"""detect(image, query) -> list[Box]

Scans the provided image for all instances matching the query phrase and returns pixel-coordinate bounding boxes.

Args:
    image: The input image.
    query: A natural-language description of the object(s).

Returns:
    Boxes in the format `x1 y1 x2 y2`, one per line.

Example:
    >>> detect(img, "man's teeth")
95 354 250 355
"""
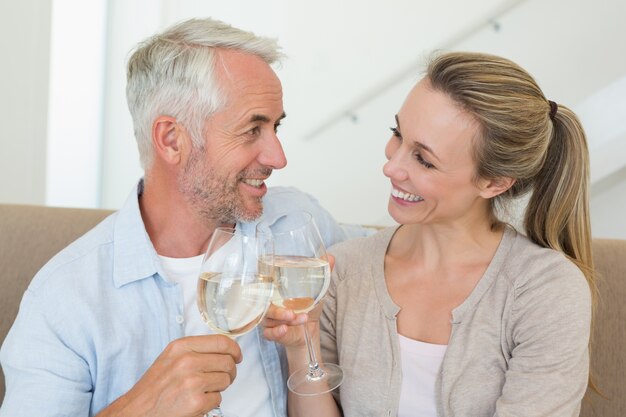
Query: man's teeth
391 188 423 202
243 179 263 188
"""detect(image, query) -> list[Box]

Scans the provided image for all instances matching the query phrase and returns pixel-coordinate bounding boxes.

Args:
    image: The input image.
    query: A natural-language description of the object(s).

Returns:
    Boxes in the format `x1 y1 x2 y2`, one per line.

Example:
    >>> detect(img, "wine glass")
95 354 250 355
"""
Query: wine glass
257 211 344 396
197 227 274 417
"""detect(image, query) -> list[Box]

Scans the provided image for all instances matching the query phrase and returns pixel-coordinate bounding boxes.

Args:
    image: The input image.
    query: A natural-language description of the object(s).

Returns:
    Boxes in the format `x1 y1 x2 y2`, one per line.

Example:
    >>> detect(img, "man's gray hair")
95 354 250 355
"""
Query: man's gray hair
126 17 283 169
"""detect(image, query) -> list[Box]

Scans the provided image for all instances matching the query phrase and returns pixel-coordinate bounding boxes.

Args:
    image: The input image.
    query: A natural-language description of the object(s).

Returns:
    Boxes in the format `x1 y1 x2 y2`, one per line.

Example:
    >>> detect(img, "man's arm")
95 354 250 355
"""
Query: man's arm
1 287 241 417
96 335 241 417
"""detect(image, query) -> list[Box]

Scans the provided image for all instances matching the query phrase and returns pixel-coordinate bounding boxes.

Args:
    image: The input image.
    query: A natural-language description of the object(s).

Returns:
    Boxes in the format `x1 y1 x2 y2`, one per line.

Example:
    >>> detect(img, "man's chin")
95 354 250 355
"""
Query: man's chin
236 200 264 223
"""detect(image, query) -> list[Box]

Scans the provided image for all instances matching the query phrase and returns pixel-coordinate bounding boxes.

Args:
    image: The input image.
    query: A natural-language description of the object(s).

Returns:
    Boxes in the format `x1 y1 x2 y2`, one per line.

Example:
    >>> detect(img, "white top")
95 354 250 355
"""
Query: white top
397 334 447 417
159 254 273 417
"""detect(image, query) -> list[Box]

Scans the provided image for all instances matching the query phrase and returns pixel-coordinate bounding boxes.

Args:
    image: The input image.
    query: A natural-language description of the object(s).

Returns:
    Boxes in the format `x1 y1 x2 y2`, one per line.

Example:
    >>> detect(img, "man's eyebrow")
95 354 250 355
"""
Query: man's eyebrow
250 114 270 123
395 114 440 162
250 112 287 123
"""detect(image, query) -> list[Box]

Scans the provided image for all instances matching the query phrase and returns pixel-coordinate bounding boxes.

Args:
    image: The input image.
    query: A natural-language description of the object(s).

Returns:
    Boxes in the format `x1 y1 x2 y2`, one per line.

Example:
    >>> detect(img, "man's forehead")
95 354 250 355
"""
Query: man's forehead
214 48 278 84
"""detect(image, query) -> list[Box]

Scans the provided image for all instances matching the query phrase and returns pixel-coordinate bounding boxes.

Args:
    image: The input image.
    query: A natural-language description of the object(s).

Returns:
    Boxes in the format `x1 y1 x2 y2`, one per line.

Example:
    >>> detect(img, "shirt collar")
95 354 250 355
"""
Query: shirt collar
112 179 164 288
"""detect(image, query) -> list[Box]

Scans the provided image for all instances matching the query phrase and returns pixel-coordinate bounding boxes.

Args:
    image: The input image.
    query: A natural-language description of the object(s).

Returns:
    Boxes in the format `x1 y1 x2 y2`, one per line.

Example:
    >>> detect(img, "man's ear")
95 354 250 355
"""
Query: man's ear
152 116 186 165
479 176 515 199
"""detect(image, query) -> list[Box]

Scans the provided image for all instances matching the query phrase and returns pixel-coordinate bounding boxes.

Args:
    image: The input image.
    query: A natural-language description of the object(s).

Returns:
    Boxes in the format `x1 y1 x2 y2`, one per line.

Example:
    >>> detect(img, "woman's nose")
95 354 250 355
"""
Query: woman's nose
383 140 407 181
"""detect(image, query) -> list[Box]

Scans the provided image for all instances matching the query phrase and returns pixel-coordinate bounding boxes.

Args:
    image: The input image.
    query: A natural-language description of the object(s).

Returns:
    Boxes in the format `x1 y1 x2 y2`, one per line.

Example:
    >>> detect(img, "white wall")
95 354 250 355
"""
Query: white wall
590 167 626 239
0 0 52 205
1 0 625 238
46 0 107 207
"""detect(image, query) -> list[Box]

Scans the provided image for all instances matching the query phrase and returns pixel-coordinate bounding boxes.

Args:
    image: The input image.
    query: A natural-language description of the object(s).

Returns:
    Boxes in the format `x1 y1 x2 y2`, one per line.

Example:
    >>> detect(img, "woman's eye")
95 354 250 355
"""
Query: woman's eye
415 153 435 169
389 126 401 139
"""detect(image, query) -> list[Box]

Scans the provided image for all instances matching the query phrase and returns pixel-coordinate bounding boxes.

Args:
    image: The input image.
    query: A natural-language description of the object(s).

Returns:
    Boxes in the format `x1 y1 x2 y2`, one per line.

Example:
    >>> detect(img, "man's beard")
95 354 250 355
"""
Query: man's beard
177 146 269 224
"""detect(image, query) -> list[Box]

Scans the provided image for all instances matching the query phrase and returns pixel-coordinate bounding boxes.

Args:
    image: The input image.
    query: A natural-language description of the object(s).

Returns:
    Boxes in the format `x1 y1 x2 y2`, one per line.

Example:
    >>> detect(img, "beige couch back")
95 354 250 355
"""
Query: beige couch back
581 239 626 417
0 204 624 415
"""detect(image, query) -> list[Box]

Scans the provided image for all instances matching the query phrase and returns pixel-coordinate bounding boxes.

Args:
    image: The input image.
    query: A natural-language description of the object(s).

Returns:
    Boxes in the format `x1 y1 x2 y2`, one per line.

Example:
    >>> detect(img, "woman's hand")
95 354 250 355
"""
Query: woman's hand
262 304 310 348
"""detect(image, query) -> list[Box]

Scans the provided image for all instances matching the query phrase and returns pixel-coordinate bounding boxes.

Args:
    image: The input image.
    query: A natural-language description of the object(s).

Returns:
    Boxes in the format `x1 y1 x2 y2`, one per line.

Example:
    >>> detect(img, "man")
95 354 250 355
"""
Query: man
0 18 345 416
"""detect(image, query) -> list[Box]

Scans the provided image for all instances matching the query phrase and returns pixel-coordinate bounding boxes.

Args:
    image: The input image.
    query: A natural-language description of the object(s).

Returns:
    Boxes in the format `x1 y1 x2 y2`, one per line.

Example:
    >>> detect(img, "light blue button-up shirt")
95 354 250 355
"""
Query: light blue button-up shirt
0 182 346 417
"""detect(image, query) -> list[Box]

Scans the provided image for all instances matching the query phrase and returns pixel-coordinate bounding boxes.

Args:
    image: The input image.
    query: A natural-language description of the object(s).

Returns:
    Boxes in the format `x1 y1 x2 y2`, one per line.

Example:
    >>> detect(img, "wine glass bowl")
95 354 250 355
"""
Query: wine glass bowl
271 255 330 313
197 270 274 337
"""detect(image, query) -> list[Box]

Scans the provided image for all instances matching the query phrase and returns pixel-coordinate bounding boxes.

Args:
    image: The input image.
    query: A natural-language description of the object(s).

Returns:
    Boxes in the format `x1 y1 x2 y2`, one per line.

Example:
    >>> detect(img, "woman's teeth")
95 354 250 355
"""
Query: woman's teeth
391 188 423 202
243 179 263 188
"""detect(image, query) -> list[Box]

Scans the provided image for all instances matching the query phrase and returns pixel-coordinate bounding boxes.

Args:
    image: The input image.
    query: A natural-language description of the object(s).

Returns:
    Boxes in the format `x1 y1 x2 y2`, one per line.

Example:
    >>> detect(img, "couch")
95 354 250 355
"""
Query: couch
1 204 624 415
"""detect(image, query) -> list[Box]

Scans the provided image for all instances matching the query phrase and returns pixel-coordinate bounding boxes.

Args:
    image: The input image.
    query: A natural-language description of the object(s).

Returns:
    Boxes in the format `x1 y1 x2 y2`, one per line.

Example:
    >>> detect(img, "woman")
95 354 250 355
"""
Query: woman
265 51 594 417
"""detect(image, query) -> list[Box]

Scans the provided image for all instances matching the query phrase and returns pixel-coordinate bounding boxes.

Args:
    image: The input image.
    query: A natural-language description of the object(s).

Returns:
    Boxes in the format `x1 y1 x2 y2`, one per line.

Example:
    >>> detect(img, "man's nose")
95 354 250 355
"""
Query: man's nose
260 133 287 169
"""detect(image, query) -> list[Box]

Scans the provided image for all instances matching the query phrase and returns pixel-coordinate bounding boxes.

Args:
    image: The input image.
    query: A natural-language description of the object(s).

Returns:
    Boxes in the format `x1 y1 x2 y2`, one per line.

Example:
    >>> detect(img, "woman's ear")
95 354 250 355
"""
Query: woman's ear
479 176 515 199
152 116 186 165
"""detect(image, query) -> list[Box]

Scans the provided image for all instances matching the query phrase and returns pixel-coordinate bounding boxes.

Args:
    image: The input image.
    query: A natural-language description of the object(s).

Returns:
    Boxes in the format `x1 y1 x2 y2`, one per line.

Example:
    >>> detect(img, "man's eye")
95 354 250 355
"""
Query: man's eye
390 126 401 139
248 126 261 136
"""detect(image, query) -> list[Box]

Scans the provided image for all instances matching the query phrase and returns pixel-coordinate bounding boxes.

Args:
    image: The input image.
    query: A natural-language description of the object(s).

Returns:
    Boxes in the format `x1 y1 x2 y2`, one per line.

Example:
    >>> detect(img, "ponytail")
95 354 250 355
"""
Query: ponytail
524 104 595 294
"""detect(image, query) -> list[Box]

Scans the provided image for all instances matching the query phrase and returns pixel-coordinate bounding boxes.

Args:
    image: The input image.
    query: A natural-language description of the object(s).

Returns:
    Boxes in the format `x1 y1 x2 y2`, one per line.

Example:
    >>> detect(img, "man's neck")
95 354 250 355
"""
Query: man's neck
139 176 225 258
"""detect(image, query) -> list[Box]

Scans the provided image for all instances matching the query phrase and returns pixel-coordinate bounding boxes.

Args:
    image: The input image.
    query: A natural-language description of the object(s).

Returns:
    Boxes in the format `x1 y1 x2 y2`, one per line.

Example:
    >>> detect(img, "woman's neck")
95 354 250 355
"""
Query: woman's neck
389 220 505 270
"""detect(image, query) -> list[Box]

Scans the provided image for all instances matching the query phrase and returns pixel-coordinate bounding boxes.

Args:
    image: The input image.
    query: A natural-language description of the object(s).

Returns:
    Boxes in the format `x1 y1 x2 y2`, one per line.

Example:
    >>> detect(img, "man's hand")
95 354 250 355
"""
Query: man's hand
97 335 242 417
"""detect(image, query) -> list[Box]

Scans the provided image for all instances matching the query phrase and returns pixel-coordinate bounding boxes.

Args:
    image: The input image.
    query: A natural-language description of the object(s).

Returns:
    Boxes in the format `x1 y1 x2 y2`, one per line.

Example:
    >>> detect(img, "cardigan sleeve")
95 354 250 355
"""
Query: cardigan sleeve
495 256 592 417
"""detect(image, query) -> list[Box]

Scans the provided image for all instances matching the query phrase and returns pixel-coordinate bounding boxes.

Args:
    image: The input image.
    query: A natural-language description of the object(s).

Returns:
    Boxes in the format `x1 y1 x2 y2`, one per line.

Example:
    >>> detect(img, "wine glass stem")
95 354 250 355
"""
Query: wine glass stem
303 321 325 380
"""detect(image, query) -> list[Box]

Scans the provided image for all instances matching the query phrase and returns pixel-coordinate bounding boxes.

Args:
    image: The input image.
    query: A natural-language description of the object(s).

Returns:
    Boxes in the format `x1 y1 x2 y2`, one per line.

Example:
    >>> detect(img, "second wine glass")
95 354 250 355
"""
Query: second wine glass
197 227 275 416
258 211 343 396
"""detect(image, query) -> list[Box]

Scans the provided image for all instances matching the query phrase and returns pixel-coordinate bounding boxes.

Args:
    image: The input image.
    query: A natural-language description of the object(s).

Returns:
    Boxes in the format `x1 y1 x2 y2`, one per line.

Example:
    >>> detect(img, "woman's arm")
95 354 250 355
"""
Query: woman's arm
496 263 592 416
263 306 342 417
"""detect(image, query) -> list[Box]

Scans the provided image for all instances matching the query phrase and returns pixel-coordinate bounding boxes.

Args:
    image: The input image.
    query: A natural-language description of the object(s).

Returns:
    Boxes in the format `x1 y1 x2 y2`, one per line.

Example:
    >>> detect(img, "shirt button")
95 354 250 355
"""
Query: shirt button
175 315 184 324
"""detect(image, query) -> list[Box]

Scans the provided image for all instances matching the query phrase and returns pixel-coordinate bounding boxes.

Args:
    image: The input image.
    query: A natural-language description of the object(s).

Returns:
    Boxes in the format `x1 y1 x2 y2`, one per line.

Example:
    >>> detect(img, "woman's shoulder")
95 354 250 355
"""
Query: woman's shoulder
496 228 592 343
503 227 589 299
506 227 580 271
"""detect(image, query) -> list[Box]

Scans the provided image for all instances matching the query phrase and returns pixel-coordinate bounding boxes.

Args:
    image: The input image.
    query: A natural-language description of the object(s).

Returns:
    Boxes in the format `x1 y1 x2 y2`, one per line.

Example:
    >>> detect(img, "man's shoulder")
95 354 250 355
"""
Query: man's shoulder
264 186 318 206
261 186 347 247
30 214 117 292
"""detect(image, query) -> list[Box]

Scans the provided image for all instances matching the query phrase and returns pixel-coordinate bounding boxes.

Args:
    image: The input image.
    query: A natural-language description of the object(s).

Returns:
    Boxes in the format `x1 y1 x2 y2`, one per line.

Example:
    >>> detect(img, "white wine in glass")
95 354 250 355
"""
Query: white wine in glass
197 271 274 337
196 227 274 417
257 211 343 396
269 255 330 313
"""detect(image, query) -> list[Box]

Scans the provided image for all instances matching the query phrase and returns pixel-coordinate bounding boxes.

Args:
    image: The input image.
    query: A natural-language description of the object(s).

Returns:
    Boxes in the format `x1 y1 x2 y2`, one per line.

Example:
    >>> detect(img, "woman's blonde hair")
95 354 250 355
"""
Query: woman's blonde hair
426 51 594 292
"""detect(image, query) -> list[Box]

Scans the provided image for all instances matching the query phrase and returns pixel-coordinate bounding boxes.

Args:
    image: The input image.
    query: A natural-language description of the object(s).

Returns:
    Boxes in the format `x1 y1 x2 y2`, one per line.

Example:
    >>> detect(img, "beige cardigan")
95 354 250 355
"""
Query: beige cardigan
321 226 591 417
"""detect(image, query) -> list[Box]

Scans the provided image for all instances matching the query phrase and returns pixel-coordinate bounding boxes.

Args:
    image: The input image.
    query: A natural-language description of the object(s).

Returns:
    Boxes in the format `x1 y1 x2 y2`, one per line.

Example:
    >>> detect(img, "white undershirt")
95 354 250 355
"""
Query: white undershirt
159 254 273 417
397 334 447 417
